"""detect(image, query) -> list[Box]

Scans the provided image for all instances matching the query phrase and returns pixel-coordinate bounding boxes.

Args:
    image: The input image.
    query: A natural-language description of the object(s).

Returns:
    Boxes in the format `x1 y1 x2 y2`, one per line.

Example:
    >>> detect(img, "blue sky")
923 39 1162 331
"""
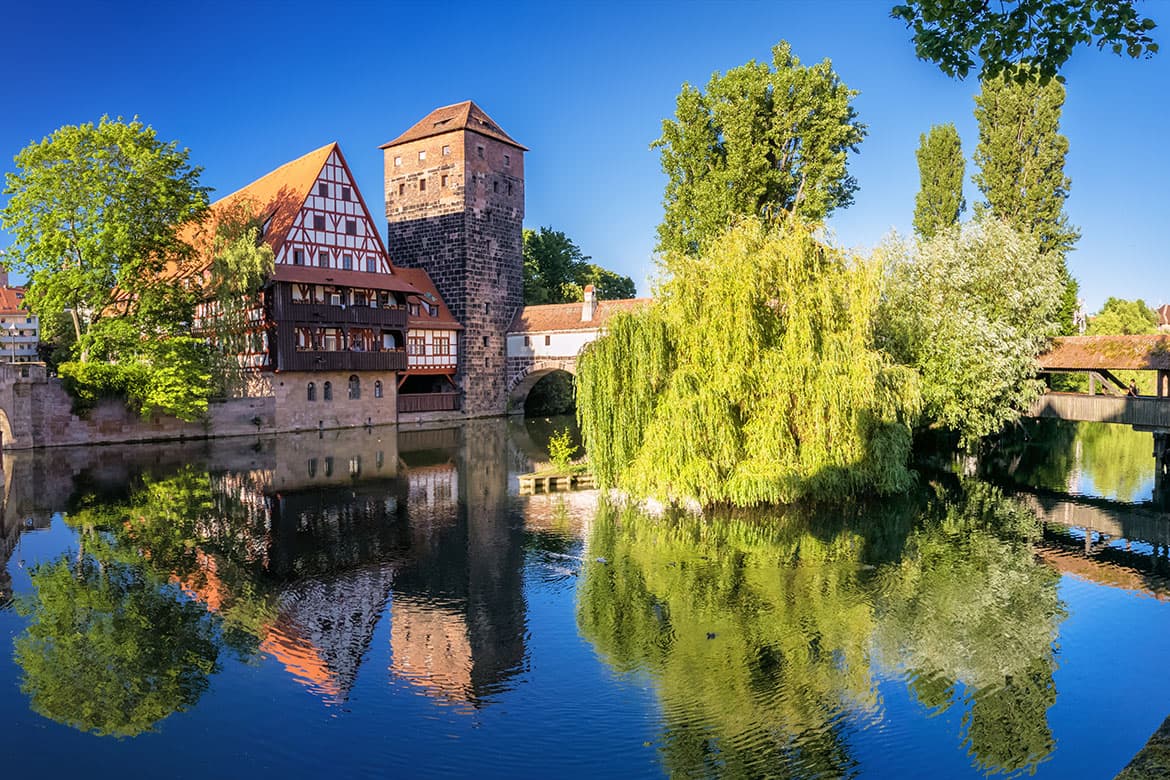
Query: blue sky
1 0 1166 311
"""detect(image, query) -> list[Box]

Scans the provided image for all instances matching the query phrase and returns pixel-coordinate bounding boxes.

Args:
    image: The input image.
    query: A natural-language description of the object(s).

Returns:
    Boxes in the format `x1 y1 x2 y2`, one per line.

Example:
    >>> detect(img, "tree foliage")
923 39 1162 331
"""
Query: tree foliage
523 227 636 305
578 219 920 506
913 123 966 239
891 0 1158 82
1086 296 1157 335
974 67 1080 333
653 41 865 256
880 213 1062 448
0 116 208 353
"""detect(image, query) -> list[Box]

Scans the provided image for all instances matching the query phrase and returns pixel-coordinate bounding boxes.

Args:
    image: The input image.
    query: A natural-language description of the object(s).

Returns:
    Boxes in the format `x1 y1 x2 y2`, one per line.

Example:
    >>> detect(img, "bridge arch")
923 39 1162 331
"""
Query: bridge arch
507 361 576 415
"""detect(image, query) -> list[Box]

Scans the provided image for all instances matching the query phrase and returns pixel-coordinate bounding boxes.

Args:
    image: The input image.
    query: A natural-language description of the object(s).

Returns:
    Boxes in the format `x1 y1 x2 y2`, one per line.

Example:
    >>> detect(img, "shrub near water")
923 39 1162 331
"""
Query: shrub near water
577 219 921 507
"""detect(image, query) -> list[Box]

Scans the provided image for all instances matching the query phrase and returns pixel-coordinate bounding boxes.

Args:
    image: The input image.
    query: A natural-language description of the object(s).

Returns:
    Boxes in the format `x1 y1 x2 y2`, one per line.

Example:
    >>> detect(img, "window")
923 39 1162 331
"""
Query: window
349 457 361 476
477 145 484 159
366 257 377 273
353 291 368 307
293 249 304 266
348 375 361 400
545 335 551 346
394 156 402 167
407 335 425 355
324 456 334 476
409 303 420 316
323 328 341 350
313 215 325 231
434 335 451 355
318 251 329 267
317 183 328 197
507 182 513 195
442 145 450 156
419 178 427 192
296 327 313 351
307 458 317 477
345 220 357 235
329 291 342 306
441 174 448 188
342 186 351 201
484 302 490 314
398 183 405 196
323 381 333 401
417 150 426 161
307 382 316 401
493 181 499 193
524 335 530 347
343 254 353 270
482 335 489 347
374 380 383 398
504 154 511 167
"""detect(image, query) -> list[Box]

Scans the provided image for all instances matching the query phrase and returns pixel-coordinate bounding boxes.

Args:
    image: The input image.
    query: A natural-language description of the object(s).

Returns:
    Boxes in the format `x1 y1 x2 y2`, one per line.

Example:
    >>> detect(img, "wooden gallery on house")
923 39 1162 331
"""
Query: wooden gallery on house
184 100 527 431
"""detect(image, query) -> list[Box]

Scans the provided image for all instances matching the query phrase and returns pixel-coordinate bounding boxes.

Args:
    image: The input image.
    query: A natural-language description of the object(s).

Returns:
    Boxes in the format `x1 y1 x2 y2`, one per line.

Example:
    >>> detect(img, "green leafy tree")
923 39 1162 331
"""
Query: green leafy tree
880 213 1062 448
522 226 635 305
0 116 209 360
1086 297 1157 335
891 0 1158 82
578 218 920 506
653 41 865 256
974 68 1080 333
913 123 966 239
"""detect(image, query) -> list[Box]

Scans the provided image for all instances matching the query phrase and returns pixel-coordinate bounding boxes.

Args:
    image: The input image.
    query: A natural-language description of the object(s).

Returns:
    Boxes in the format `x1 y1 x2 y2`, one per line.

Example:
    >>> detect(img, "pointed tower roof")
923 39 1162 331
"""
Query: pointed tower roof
379 101 527 151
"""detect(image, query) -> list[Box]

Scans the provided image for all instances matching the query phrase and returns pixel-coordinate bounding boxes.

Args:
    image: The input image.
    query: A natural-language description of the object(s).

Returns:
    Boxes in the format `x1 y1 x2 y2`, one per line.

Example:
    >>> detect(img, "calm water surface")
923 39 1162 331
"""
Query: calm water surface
1 416 1169 778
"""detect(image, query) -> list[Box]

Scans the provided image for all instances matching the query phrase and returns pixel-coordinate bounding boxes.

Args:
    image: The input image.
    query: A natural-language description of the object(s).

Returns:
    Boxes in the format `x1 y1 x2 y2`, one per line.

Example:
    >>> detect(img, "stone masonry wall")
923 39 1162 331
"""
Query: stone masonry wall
385 125 524 418
271 370 399 433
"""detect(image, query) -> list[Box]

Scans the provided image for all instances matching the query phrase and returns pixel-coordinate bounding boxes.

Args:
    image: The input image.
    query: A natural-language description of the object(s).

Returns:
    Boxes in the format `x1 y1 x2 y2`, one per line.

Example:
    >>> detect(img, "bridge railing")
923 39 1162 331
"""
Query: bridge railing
1029 392 1170 429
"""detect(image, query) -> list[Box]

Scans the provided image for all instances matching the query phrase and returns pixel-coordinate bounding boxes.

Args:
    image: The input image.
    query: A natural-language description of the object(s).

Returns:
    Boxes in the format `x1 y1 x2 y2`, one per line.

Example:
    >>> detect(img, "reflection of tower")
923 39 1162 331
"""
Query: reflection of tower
389 419 527 704
383 102 526 416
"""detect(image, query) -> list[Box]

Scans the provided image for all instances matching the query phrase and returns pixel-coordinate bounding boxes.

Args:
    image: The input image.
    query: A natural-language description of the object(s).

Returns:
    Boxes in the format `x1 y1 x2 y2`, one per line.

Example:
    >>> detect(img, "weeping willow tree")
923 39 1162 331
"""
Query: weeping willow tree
577 218 921 506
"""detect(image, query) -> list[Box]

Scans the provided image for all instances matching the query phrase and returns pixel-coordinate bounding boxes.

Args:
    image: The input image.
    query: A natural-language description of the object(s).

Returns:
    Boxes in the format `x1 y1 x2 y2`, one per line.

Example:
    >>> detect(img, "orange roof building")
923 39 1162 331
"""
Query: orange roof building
0 284 38 364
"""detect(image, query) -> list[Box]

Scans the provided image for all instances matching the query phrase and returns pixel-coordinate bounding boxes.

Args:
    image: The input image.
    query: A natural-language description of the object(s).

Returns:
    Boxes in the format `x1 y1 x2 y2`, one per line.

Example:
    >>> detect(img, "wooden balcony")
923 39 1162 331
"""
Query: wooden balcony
277 349 408 372
397 392 461 413
279 301 408 329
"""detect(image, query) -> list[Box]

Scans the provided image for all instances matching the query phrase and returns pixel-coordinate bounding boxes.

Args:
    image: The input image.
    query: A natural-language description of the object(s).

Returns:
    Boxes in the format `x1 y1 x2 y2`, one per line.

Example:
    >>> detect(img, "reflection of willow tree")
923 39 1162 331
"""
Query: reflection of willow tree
14 540 220 737
14 466 274 736
577 502 901 778
873 481 1065 775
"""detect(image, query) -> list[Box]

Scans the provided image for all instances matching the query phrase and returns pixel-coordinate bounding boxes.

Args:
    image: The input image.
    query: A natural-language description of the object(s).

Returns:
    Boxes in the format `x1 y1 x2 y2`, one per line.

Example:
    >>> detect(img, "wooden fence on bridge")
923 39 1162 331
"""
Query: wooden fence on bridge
1028 393 1170 430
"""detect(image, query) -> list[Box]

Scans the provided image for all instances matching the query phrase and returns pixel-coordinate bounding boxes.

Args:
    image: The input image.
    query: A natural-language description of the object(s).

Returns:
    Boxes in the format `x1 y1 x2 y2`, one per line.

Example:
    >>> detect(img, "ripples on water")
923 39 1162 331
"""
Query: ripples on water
2 418 1170 777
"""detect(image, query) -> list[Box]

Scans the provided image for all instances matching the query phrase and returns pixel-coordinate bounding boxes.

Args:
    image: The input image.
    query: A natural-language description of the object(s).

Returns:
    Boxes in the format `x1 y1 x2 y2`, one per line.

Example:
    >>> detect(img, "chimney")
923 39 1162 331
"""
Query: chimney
581 284 597 322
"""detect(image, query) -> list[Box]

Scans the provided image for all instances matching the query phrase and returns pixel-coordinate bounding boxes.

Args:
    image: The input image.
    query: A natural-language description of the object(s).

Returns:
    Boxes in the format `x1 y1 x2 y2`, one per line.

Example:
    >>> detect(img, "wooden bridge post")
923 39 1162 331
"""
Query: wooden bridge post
1155 432 1170 501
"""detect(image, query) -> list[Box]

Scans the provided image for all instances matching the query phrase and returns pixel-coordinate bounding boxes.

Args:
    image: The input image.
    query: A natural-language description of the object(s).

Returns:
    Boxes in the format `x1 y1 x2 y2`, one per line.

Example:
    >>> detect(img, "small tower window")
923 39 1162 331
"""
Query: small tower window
307 382 316 402
342 186 351 201
317 183 328 197
442 145 450 156
419 178 427 192
418 150 426 161
484 302 490 314
441 174 448 188
545 335 551 346
477 145 484 159
493 181 499 193
508 182 513 195
313 215 325 231
345 220 357 235
394 156 402 167
323 381 333 401
399 183 405 196
482 336 489 347
504 154 510 167
374 380 384 399
348 374 361 400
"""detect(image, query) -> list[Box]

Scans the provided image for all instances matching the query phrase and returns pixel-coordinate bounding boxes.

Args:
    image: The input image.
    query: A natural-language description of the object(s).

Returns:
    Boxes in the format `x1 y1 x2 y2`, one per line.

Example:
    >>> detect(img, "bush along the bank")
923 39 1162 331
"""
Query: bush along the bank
577 218 921 507
58 337 213 422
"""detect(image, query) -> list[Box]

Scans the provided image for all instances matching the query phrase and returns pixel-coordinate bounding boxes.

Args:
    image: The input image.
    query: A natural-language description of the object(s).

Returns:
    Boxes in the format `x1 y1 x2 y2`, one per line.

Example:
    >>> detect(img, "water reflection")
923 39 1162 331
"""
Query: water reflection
577 480 1065 777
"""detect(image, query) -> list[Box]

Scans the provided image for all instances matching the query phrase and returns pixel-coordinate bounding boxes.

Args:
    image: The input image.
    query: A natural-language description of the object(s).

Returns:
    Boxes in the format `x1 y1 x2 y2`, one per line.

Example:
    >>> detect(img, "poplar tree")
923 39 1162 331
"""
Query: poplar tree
973 69 1080 333
653 42 865 256
913 123 966 239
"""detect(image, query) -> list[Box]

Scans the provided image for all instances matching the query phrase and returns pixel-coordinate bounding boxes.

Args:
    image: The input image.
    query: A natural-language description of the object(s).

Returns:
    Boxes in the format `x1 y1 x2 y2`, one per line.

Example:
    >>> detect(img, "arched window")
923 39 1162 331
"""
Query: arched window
307 382 316 402
374 380 383 399
348 374 361 400
323 381 333 401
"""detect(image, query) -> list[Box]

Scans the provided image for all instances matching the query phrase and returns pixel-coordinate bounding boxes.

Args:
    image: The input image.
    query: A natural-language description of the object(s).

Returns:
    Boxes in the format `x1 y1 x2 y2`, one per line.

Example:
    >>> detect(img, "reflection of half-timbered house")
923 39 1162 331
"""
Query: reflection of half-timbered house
187 143 462 429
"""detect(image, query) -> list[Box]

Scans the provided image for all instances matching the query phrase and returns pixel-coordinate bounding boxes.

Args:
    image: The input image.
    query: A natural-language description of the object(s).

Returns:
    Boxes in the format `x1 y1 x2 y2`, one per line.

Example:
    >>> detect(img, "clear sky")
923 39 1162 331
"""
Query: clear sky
1 0 1165 312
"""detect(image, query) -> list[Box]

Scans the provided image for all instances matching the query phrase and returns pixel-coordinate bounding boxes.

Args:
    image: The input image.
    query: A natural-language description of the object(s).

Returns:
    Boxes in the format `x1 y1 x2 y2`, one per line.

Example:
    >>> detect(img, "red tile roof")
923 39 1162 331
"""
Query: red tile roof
1039 335 1170 370
379 101 527 151
508 298 652 334
391 267 463 330
0 287 29 315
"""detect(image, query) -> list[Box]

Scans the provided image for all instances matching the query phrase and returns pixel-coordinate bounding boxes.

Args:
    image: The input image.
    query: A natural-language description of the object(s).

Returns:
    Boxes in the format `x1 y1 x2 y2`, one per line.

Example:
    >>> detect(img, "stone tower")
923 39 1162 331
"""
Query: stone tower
382 101 526 416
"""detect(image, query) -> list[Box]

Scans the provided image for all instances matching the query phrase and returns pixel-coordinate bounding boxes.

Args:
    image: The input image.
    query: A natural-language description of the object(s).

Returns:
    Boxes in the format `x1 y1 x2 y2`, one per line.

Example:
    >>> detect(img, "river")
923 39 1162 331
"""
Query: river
0 416 1167 778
